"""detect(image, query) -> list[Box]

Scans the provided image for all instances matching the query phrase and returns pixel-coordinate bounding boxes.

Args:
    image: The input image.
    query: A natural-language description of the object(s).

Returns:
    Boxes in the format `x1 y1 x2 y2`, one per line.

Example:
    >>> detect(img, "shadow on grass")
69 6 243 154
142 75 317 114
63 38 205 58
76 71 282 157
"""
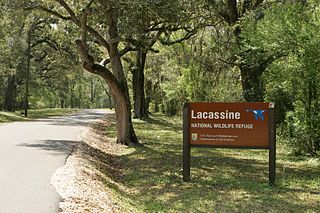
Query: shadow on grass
79 141 123 181
87 114 320 212
143 115 182 132
81 140 320 212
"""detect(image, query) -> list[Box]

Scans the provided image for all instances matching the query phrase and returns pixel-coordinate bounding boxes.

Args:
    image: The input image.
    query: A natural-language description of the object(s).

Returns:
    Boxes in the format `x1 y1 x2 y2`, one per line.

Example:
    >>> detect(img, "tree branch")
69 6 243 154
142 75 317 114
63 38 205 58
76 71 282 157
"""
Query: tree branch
30 5 71 20
75 39 93 69
159 29 198 45
86 0 95 9
55 0 76 19
55 0 110 51
100 45 137 66
31 37 59 50
217 58 238 66
80 9 89 58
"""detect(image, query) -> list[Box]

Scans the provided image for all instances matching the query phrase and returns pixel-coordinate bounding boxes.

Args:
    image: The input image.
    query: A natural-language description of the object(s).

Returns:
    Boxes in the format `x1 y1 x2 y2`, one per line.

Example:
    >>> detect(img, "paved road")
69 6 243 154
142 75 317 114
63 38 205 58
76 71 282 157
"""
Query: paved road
0 109 110 213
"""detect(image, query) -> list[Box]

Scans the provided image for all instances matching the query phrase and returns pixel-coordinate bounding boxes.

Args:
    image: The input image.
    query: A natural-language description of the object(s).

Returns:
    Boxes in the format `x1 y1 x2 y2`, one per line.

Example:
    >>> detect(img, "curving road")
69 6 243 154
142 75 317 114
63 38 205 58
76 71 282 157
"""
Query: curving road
0 109 110 213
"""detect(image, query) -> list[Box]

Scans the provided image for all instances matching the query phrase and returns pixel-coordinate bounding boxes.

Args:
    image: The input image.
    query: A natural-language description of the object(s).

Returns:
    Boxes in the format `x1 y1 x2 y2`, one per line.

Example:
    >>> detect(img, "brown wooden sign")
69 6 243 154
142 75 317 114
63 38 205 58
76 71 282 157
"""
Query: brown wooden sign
188 102 271 148
183 102 276 185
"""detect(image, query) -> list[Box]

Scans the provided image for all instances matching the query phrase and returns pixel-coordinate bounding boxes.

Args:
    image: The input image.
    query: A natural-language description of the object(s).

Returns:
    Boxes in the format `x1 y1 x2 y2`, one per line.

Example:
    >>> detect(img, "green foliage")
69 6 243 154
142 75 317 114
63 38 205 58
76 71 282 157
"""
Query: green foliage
145 27 243 115
285 38 320 156
286 102 320 156
1 0 320 156
242 1 320 156
264 57 296 124
0 2 111 111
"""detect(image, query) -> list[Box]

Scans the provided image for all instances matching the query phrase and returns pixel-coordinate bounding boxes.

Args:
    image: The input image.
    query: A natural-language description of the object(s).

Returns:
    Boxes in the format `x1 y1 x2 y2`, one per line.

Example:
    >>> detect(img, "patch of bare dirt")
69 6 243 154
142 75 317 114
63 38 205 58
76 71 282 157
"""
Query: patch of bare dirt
52 118 125 213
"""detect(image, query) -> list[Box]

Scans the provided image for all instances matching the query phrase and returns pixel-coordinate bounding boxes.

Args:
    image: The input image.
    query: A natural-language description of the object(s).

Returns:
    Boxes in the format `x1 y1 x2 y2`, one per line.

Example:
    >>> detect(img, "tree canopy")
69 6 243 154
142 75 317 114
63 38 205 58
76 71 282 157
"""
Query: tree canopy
0 0 320 155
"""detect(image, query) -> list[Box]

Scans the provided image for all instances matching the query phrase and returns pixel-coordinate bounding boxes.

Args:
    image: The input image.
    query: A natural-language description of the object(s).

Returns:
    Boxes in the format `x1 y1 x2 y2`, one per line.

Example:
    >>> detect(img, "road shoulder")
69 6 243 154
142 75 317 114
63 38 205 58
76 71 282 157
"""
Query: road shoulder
51 118 124 212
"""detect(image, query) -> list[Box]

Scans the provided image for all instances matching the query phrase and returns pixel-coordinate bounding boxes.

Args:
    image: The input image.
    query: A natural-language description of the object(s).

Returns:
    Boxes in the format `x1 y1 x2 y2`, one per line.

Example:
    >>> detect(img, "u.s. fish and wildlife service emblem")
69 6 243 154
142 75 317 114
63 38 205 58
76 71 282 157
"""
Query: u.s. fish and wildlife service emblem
191 133 198 141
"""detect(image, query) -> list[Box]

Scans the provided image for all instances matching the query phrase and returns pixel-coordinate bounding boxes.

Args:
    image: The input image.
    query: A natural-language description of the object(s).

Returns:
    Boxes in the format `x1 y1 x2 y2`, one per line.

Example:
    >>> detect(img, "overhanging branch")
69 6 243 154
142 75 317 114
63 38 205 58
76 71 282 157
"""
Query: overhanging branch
101 45 137 67
54 0 110 51
29 5 71 20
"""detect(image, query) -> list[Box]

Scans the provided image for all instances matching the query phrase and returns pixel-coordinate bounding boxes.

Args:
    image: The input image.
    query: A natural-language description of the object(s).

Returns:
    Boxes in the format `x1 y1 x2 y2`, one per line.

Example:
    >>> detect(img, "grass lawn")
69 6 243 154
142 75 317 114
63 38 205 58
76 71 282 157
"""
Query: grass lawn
0 108 78 123
0 111 28 123
23 108 78 119
102 114 320 212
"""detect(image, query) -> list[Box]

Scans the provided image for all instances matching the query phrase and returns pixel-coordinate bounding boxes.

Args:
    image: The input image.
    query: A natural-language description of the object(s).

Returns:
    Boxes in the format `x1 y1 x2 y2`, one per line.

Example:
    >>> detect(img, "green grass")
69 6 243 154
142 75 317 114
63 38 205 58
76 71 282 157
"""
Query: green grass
0 111 28 123
23 108 78 119
0 108 78 123
103 114 320 212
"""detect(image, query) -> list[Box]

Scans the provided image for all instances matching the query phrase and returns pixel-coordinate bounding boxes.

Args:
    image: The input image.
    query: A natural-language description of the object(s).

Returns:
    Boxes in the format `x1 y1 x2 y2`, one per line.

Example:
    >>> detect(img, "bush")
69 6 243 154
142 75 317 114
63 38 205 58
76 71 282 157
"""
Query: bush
285 101 320 156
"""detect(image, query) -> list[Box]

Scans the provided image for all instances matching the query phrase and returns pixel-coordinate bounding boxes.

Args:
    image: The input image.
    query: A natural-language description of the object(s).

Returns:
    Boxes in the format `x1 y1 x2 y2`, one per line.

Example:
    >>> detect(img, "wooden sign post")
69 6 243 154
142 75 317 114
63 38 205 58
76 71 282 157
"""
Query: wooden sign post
183 102 276 185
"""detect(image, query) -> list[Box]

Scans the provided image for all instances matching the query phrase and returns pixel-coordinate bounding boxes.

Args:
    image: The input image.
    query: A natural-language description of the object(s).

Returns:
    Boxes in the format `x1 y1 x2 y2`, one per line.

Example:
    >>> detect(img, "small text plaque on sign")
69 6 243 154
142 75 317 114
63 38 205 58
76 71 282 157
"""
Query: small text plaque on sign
183 102 276 185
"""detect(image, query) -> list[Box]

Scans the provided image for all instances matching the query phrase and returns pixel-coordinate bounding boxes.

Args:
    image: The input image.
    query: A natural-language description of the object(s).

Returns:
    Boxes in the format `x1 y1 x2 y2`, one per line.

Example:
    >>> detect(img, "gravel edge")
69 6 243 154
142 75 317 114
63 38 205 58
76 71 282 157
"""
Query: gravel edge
51 119 124 213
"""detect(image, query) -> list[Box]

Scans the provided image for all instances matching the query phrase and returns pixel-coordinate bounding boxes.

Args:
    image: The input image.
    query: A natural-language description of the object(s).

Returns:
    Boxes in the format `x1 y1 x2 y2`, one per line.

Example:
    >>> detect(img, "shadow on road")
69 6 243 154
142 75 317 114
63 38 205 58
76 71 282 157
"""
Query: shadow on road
18 140 75 154
35 110 109 127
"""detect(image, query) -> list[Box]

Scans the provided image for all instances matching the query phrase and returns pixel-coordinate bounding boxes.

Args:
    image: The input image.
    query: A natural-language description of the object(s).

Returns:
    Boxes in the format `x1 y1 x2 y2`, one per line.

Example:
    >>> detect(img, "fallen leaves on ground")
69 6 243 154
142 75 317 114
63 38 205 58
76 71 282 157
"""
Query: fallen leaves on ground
52 117 125 213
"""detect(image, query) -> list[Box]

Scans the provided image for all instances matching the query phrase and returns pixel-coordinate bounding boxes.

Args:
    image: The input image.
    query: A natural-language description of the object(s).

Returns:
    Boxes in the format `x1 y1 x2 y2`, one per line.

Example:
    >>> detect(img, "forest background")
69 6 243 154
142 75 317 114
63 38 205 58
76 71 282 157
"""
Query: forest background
1 0 320 156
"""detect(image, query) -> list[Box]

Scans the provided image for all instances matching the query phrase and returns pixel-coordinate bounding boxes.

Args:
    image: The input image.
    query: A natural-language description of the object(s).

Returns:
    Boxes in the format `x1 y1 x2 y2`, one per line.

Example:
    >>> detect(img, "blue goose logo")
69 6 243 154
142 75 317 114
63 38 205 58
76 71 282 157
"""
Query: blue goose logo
246 110 266 121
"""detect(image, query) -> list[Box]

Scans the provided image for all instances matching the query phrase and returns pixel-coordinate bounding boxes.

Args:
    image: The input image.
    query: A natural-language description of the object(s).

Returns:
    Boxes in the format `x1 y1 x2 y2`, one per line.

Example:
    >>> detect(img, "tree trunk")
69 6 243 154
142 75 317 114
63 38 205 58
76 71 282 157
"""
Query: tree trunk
60 99 65 108
108 89 113 110
4 75 16 112
240 65 264 102
153 81 161 113
78 79 82 108
75 8 138 145
78 51 139 146
105 88 113 110
24 29 32 117
133 49 148 119
107 10 138 145
100 80 114 109
90 79 96 106
145 79 152 114
219 0 266 102
112 85 138 145
70 82 75 108
89 64 138 145
109 53 138 145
